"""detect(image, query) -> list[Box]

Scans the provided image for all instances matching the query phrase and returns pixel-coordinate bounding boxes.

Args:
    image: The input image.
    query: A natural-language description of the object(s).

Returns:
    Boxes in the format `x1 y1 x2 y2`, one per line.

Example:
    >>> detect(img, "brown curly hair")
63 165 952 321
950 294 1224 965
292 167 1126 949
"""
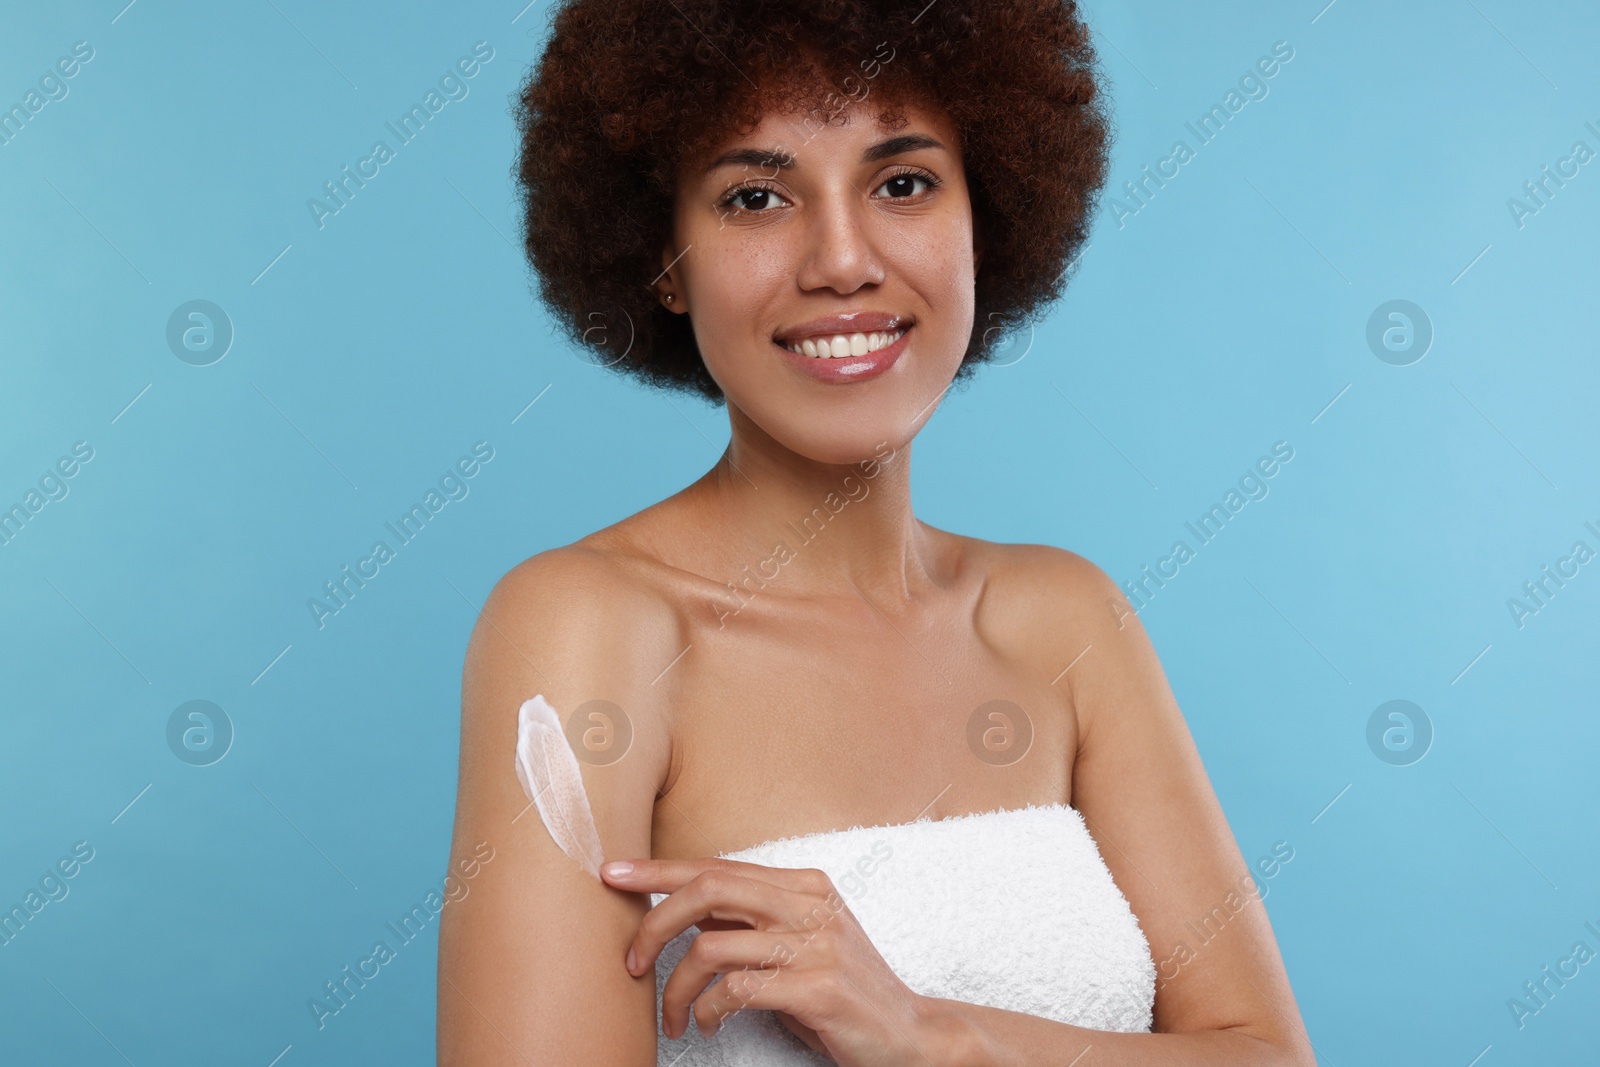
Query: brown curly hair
513 0 1114 404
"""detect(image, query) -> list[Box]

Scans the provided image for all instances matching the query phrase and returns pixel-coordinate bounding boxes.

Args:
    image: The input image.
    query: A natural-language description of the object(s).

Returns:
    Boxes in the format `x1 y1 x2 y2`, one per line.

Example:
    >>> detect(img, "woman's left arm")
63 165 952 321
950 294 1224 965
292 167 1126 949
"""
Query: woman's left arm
924 551 1316 1067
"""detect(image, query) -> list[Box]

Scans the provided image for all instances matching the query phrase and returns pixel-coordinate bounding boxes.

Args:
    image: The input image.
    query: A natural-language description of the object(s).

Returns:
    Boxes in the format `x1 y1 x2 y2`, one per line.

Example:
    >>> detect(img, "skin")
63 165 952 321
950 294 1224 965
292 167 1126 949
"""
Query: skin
437 79 1317 1067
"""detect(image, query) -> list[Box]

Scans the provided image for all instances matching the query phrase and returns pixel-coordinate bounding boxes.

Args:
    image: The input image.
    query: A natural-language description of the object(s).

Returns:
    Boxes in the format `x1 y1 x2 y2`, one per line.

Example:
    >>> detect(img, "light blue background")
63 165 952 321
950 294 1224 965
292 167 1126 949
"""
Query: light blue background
2 0 1596 1063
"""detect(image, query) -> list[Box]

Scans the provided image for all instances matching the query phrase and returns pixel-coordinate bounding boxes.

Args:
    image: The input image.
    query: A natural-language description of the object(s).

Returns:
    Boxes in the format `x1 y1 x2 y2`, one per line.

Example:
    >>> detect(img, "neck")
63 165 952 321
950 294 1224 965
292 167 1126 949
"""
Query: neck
685 404 933 607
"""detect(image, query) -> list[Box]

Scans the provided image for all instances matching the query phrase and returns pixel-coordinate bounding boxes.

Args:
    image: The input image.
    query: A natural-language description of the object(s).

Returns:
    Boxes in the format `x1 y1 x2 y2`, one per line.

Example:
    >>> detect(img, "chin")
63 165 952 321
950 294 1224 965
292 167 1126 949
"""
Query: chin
749 402 918 467
788 431 901 467
715 340 961 464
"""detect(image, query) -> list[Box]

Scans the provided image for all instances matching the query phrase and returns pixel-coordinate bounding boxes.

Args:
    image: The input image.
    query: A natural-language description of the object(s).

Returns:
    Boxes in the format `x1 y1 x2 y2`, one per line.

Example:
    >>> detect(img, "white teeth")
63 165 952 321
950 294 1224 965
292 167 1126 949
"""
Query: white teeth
784 328 906 358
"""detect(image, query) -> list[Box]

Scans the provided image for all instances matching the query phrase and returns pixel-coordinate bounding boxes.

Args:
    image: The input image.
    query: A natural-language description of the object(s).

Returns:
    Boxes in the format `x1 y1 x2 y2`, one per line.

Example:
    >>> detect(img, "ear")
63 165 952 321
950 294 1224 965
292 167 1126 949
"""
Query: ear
656 240 684 311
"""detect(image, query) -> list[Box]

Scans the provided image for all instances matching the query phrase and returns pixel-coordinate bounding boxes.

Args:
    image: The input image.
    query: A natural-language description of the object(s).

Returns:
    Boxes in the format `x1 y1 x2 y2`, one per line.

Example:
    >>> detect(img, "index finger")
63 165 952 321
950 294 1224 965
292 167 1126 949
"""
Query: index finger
628 867 824 978
598 855 817 894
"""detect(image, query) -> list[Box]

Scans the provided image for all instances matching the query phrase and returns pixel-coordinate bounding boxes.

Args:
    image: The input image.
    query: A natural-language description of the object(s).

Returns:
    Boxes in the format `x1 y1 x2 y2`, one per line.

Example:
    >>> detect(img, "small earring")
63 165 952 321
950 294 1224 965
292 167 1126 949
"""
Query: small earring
664 294 675 304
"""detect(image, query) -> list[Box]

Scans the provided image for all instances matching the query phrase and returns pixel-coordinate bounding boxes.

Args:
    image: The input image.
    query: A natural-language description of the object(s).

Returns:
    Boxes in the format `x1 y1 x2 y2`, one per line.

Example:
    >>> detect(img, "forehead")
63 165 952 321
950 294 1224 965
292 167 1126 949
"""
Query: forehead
683 81 958 179
681 70 953 177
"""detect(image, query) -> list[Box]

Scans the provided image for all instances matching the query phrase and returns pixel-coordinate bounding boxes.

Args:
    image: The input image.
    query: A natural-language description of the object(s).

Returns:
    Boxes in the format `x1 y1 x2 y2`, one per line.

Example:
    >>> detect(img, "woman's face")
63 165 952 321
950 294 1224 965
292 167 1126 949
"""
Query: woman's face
663 91 981 465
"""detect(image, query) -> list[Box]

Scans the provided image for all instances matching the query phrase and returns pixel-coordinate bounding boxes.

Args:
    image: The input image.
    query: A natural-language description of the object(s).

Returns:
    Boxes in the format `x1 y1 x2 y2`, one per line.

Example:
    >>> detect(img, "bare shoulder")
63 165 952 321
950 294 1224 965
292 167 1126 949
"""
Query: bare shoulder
957 535 1129 654
468 542 688 702
478 536 682 633
456 538 692 814
970 539 1123 617
948 533 1164 739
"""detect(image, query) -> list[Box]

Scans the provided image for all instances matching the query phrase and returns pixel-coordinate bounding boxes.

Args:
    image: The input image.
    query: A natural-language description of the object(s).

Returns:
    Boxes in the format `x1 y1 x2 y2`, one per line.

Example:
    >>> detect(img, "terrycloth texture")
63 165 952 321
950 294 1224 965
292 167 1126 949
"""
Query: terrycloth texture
652 802 1156 1065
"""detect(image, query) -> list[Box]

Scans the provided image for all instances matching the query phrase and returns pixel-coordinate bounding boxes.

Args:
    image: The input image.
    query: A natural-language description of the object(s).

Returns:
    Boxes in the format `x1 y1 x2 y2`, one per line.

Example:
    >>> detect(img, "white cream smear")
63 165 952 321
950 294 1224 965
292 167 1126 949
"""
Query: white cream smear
513 694 606 880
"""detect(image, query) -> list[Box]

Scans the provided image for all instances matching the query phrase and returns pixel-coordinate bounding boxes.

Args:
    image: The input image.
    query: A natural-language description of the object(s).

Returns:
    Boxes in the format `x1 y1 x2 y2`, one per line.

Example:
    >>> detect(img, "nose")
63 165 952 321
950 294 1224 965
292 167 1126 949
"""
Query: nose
794 187 886 295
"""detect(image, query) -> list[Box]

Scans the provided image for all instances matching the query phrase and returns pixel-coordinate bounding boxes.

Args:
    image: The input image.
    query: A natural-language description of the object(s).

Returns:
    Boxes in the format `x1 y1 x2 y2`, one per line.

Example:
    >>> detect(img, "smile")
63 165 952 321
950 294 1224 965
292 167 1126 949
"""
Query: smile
780 329 907 359
771 325 911 384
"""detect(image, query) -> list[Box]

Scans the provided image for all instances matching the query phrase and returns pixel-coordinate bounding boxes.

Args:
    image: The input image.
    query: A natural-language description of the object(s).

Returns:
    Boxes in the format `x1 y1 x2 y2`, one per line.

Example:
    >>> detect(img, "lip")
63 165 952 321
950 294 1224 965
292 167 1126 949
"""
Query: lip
773 324 911 384
774 310 911 345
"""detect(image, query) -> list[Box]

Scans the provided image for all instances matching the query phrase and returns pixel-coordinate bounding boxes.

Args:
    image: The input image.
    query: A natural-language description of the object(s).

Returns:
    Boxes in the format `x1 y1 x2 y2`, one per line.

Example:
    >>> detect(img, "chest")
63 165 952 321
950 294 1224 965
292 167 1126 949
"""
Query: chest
651 600 1079 858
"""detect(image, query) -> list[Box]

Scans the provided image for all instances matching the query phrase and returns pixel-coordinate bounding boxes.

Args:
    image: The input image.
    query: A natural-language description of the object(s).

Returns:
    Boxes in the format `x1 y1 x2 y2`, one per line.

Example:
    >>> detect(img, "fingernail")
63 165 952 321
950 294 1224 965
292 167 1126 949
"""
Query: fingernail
602 861 633 878
626 946 638 973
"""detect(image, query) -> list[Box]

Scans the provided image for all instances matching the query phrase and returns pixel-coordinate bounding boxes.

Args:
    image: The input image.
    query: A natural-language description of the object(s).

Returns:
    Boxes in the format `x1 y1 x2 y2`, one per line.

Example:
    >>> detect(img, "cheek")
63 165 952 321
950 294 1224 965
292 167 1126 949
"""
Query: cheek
897 232 977 363
687 247 787 357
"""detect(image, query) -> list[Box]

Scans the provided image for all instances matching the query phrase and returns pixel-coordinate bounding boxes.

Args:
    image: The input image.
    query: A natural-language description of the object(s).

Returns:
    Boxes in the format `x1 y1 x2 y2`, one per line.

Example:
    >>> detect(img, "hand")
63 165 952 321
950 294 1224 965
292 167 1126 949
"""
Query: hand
601 856 949 1067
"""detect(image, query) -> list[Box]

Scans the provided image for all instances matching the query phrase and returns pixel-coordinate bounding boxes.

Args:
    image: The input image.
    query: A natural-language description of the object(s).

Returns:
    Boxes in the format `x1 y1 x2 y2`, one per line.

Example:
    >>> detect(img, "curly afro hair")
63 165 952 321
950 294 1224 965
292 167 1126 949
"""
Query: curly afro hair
513 0 1114 404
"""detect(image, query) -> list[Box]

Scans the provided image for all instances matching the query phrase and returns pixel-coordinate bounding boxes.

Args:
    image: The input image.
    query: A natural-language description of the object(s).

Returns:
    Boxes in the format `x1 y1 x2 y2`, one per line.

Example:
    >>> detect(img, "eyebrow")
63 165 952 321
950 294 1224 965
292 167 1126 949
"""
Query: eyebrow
702 133 947 176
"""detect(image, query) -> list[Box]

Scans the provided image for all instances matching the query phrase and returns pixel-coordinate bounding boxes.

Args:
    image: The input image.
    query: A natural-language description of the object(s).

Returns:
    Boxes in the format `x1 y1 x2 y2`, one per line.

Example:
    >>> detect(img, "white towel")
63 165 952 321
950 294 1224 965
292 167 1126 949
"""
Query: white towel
650 802 1156 1065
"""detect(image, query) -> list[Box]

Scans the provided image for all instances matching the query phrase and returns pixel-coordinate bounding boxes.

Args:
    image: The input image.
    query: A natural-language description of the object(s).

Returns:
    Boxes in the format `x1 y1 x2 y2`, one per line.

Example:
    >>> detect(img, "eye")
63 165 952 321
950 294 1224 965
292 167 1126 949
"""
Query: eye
872 167 942 200
716 181 791 216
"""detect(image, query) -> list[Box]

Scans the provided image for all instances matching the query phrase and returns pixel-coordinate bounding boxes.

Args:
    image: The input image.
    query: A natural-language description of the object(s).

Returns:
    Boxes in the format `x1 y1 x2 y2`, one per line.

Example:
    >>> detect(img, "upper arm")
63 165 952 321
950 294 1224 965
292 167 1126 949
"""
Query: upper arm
437 548 679 1066
1040 549 1312 1057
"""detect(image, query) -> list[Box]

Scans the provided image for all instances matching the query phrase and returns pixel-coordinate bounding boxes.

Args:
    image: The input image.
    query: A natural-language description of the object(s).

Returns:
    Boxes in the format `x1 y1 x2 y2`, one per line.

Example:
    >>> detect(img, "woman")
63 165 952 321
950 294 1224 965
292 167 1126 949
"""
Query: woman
438 1 1315 1064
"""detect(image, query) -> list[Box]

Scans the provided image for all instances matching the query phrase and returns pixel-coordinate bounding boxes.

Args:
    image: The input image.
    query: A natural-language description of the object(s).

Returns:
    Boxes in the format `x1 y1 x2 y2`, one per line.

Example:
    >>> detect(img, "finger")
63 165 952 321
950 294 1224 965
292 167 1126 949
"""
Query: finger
633 869 826 977
602 856 834 897
692 960 826 1041
659 928 801 1039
